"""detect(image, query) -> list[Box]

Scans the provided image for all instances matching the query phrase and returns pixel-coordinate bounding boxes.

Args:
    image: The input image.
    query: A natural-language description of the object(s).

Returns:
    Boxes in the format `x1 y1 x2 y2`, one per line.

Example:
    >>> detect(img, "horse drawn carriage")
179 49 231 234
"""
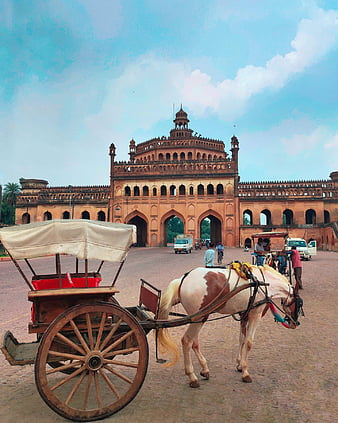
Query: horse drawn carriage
0 220 303 421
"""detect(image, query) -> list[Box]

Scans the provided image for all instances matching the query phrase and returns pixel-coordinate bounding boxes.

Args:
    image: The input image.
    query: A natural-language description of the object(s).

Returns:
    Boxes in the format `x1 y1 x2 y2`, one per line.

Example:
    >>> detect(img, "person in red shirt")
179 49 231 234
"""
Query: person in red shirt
291 246 303 292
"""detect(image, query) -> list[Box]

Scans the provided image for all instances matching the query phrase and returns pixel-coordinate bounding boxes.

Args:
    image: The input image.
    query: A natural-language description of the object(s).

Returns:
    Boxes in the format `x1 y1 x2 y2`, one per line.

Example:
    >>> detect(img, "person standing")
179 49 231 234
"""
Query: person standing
216 241 224 265
204 242 215 267
291 246 303 292
254 237 265 266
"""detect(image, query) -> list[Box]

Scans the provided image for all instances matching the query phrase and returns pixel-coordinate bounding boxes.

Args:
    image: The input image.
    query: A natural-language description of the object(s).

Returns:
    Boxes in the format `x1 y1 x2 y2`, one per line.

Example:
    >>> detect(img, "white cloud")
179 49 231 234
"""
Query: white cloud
181 7 338 120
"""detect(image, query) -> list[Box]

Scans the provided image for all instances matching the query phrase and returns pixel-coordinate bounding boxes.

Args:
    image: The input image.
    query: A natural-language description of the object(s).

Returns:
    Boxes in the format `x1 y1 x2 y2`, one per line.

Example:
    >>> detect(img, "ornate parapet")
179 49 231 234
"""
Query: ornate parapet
238 179 336 200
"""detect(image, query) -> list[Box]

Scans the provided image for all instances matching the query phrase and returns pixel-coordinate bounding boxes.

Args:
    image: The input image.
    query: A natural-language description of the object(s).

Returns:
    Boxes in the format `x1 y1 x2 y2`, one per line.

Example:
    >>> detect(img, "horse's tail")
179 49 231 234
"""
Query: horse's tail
157 277 181 366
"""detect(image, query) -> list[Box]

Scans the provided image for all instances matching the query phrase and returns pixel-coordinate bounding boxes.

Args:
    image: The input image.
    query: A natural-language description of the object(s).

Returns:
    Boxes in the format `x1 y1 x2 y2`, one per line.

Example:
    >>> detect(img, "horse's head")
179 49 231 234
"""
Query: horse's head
281 288 304 328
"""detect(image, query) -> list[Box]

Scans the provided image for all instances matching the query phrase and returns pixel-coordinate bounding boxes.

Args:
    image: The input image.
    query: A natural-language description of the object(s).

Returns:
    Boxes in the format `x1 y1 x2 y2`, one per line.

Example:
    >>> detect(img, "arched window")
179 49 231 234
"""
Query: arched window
82 211 90 220
44 211 52 221
188 152 193 160
283 209 293 225
243 210 252 225
260 209 271 226
170 185 176 195
173 152 178 160
207 184 214 195
180 152 185 160
197 152 201 159
159 153 164 160
305 209 316 224
142 186 149 196
62 211 70 220
166 153 170 160
133 186 140 196
197 184 204 195
179 185 186 195
324 210 330 224
22 212 30 224
153 187 157 196
97 211 105 221
189 186 194 195
216 184 224 195
124 186 131 196
161 185 167 196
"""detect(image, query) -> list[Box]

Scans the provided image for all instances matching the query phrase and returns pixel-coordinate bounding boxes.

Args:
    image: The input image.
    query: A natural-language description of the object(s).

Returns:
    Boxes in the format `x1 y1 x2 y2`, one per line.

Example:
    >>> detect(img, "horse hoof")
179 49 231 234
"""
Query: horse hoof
189 380 200 388
236 366 242 372
242 375 252 383
200 371 209 380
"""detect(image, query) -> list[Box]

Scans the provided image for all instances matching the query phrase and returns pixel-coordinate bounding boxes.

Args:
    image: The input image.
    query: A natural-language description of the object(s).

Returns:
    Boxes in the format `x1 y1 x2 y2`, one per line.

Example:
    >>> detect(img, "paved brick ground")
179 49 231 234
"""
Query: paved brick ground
0 248 337 423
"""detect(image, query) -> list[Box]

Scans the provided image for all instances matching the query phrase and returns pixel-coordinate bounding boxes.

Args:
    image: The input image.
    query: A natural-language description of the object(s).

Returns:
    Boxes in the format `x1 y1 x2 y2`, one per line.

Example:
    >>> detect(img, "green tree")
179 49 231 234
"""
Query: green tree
166 216 184 243
1 182 21 225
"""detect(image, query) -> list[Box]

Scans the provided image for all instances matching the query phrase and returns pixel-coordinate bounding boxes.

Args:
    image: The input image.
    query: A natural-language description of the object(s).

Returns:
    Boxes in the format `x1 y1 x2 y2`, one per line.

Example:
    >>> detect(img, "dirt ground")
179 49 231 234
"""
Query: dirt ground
0 248 337 423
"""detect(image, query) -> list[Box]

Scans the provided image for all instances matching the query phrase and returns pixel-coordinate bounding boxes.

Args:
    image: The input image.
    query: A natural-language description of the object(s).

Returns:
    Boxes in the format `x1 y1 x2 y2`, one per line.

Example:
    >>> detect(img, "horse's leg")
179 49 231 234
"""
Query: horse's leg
192 334 210 380
236 316 247 372
181 322 204 388
237 307 264 383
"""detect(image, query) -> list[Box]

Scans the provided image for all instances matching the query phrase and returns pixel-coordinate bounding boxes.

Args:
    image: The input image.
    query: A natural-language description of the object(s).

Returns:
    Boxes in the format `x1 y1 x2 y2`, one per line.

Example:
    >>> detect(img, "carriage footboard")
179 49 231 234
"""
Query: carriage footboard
1 330 39 365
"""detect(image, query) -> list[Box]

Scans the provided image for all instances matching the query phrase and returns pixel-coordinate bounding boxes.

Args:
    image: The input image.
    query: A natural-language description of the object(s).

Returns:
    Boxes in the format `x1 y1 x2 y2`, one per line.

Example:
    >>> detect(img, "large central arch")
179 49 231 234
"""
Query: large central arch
160 210 186 246
198 210 223 244
126 212 148 247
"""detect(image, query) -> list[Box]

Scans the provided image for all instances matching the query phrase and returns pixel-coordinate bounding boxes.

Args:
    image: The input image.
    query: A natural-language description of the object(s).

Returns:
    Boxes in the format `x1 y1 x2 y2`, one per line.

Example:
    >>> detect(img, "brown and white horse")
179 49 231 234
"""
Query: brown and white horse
157 264 303 387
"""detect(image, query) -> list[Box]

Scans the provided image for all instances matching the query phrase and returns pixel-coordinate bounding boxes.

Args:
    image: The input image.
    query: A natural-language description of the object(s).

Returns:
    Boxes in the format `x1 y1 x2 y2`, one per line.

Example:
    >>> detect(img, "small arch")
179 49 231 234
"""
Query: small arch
283 209 293 225
142 186 149 196
133 186 140 196
243 210 252 225
166 153 170 160
22 212 30 224
179 185 186 195
97 211 105 221
324 210 330 224
161 185 167 196
81 211 90 220
189 186 194 195
216 184 224 195
305 209 316 224
124 186 131 196
173 152 178 160
170 185 176 195
180 152 185 160
159 153 164 160
260 209 271 226
152 187 157 196
62 211 70 220
207 184 214 195
44 211 52 221
197 184 204 195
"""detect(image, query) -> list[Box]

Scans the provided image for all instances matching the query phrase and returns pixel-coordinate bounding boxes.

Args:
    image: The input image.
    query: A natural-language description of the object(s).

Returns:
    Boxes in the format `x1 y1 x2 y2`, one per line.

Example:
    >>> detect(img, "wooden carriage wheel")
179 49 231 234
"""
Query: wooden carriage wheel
35 303 149 422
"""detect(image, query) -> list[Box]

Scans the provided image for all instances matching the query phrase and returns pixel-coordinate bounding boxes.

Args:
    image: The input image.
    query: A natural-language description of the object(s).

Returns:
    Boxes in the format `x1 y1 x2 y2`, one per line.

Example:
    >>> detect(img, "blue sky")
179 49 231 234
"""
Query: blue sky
0 0 337 187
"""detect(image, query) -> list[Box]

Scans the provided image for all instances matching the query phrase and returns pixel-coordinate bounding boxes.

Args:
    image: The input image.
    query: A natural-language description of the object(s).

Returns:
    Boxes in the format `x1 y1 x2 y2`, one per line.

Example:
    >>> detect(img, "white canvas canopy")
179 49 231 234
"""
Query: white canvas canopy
0 220 137 262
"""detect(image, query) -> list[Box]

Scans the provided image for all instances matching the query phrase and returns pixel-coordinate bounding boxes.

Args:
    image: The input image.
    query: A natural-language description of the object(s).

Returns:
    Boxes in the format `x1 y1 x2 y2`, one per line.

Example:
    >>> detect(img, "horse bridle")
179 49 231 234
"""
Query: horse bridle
280 286 304 326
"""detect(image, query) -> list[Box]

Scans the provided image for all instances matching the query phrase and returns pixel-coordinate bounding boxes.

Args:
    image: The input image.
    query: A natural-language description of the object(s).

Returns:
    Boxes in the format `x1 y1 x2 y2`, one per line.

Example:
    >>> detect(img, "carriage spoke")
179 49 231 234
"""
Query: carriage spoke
99 318 123 351
94 312 107 350
99 368 120 398
48 350 85 361
94 371 102 409
65 369 87 405
55 331 86 355
46 360 82 375
69 319 90 354
103 364 133 384
102 330 135 356
50 365 86 391
103 359 138 368
86 312 94 349
83 370 93 410
104 346 139 358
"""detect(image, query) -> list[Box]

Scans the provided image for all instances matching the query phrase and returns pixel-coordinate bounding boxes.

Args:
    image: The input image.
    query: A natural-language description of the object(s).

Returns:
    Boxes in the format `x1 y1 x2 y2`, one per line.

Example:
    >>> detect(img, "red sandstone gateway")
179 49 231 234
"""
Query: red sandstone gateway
0 220 303 421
